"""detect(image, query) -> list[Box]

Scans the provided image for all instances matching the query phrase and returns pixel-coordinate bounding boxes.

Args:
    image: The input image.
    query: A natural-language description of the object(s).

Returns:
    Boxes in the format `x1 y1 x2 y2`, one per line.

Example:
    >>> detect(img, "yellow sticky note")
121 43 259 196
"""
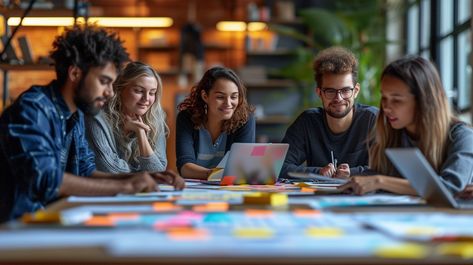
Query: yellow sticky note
375 243 428 259
243 192 288 207
406 226 438 236
207 168 224 181
306 227 343 237
438 243 473 259
234 228 274 239
21 211 60 224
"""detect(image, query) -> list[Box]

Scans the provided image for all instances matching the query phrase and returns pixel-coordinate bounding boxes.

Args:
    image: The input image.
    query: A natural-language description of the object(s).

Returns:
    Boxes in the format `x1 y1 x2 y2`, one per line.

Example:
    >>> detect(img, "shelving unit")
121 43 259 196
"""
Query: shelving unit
0 7 75 110
242 18 305 142
137 41 232 73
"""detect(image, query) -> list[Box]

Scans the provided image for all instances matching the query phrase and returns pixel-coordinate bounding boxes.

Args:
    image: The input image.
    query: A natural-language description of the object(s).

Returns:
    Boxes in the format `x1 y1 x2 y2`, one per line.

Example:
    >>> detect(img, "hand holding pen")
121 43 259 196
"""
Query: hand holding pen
319 151 351 178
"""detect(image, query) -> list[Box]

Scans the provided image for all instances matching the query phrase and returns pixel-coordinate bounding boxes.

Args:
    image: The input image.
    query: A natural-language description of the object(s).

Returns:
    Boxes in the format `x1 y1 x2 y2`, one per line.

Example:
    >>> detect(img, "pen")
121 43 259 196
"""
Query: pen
331 151 334 166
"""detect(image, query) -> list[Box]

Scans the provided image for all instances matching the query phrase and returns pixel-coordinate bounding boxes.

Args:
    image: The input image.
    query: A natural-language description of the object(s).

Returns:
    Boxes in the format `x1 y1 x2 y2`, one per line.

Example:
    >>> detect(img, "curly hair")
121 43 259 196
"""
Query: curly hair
104 61 169 164
313 46 358 87
178 67 253 133
50 26 130 87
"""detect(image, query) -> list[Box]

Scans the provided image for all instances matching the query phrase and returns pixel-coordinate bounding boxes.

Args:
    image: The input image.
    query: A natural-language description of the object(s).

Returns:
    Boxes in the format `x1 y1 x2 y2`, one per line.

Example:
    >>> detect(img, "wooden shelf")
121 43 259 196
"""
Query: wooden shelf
204 43 232 50
245 79 295 89
0 7 76 17
139 43 232 51
0 63 53 71
138 45 177 51
256 115 292 125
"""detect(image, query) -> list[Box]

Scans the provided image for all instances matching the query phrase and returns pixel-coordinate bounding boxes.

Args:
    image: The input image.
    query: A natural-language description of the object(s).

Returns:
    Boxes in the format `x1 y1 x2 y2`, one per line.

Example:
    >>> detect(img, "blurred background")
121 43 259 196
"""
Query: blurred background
0 0 471 171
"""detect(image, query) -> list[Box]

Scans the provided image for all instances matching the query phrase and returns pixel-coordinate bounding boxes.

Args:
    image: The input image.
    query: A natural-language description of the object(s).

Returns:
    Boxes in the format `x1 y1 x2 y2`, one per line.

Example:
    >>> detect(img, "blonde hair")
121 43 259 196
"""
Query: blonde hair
104 61 169 163
369 56 452 174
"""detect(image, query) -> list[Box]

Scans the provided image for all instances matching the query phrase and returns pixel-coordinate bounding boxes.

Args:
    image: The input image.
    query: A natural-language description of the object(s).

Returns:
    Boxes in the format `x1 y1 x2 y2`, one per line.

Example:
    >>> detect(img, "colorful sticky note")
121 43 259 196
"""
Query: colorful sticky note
220 175 236 186
245 209 274 217
207 168 224 181
306 227 343 237
108 213 140 221
251 145 266 156
193 202 229 212
234 228 274 239
243 192 288 207
84 216 115 227
375 243 428 259
167 227 209 241
406 226 438 236
292 209 321 217
21 211 60 224
300 187 317 193
152 202 182 212
438 243 473 258
154 219 193 231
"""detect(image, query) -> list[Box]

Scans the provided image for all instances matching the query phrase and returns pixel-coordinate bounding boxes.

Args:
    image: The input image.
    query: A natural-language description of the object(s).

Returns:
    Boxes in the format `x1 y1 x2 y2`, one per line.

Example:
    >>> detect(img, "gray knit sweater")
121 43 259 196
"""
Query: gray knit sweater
84 111 167 173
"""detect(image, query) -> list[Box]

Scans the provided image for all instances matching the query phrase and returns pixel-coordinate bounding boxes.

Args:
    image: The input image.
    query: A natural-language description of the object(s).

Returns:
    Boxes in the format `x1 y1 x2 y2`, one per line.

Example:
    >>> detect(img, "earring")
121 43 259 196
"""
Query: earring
204 104 208 114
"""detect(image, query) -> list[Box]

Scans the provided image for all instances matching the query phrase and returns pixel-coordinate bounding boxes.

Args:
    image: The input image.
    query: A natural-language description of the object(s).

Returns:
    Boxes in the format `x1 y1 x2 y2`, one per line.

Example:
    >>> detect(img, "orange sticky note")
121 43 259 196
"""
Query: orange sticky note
167 227 209 241
300 187 317 193
108 213 140 221
220 175 236 186
153 202 182 212
251 145 266 156
193 202 229 212
84 216 115 227
245 209 274 217
154 219 193 231
292 209 321 217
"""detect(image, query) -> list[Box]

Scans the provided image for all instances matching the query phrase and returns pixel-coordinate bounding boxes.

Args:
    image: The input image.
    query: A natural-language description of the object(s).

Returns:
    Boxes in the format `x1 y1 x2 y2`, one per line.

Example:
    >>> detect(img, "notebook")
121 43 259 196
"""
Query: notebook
385 148 473 209
205 143 289 185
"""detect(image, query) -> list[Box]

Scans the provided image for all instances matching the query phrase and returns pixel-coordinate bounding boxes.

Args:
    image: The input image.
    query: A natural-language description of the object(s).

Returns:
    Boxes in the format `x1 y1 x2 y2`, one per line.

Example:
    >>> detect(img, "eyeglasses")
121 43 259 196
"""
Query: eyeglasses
321 87 355 100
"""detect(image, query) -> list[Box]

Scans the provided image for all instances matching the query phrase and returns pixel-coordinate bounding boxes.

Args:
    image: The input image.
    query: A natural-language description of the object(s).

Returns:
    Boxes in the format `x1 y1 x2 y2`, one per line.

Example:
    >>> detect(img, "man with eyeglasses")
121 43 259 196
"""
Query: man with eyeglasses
280 47 378 179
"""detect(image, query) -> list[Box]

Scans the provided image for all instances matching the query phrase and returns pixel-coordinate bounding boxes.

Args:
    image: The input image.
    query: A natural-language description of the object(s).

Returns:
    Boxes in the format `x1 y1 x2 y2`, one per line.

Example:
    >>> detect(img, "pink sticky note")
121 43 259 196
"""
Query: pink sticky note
251 146 266 156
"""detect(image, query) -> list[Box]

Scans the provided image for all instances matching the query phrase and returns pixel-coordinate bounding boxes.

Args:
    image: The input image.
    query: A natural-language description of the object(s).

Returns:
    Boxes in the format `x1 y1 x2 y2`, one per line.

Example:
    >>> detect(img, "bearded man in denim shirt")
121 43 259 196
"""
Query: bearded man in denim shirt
0 27 184 222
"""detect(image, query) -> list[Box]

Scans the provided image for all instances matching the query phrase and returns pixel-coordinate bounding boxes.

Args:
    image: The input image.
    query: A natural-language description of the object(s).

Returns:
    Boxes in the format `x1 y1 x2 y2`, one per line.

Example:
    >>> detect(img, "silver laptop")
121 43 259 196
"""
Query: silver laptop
386 148 473 209
223 143 289 185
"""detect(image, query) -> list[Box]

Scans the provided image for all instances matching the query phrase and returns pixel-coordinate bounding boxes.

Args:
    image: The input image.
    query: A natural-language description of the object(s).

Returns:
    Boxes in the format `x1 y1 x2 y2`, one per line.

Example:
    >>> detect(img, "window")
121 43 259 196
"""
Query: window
404 0 472 113
457 30 471 111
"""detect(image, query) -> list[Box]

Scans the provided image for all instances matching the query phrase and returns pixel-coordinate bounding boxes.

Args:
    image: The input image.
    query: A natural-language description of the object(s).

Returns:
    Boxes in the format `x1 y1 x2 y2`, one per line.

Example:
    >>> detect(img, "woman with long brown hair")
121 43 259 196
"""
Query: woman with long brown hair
343 56 473 195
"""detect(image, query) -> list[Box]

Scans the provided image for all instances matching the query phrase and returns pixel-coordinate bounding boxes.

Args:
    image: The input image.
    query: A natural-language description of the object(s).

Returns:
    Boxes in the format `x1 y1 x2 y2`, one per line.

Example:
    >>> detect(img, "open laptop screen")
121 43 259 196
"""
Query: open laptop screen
223 143 289 185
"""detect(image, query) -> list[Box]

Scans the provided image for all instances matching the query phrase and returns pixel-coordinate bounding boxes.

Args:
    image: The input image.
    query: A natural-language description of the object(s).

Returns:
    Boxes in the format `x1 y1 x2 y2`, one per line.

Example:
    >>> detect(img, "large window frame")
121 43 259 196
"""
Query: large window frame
405 0 472 116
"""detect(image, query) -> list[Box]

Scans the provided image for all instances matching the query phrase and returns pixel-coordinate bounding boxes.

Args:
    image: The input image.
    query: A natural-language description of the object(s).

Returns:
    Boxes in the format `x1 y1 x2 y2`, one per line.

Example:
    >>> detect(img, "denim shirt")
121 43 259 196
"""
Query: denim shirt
0 81 96 221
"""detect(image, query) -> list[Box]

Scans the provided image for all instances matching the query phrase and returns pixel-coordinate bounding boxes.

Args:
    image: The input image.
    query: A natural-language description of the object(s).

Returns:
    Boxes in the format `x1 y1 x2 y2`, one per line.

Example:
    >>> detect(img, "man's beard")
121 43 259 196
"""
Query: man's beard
325 102 353 119
73 78 103 116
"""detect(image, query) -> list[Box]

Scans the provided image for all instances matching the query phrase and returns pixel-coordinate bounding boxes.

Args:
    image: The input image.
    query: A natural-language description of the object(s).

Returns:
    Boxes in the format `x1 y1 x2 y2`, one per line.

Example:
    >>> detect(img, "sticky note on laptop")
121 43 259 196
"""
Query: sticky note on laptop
207 168 224 181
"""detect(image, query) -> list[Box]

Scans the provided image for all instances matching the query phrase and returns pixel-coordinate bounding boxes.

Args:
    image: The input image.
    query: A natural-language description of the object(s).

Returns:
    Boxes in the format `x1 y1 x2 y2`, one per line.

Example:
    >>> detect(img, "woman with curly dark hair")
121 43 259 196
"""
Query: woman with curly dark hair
176 66 255 179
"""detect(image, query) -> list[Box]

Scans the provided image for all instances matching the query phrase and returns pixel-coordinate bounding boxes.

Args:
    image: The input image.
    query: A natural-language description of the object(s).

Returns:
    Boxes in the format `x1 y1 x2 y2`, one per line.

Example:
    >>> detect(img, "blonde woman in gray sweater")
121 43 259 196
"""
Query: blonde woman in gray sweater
85 62 169 174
